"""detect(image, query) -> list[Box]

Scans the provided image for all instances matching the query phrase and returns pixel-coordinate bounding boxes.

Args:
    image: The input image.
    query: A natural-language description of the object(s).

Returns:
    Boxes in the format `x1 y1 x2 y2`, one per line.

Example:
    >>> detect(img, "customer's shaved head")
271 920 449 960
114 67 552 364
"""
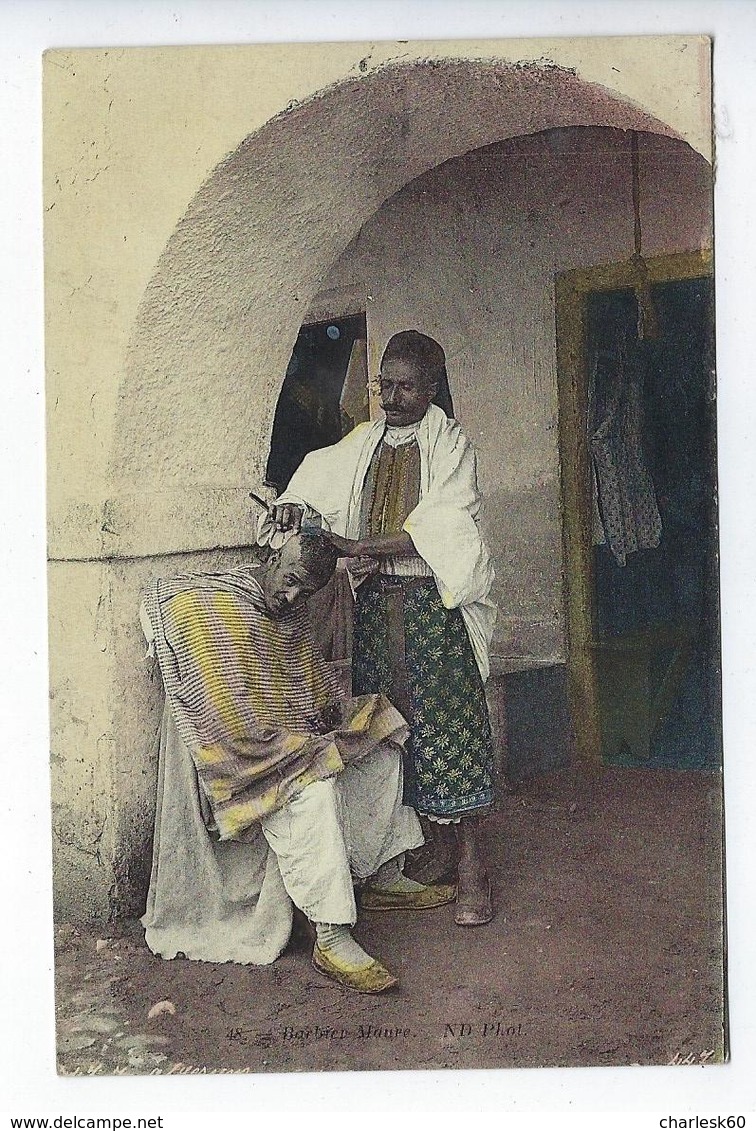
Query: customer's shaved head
258 530 338 617
296 531 339 586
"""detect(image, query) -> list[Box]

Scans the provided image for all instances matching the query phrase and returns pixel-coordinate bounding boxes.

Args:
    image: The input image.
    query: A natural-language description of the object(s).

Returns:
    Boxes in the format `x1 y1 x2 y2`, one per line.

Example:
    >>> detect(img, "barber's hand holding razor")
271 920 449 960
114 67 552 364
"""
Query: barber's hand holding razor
249 492 303 535
269 503 304 533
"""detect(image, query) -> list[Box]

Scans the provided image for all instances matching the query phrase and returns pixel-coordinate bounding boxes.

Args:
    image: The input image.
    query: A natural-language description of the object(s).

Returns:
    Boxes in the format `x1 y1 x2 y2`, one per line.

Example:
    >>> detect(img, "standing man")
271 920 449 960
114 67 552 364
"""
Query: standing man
269 330 497 925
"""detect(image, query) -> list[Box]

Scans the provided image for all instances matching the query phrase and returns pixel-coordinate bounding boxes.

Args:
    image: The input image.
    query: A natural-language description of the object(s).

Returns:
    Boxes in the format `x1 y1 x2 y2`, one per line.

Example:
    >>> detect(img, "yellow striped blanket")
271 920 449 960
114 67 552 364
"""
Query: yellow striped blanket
143 567 408 840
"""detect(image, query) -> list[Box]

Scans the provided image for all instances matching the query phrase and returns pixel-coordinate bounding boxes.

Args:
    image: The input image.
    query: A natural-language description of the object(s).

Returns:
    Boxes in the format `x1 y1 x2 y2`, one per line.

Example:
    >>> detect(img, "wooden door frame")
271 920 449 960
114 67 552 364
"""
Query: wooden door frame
555 248 713 767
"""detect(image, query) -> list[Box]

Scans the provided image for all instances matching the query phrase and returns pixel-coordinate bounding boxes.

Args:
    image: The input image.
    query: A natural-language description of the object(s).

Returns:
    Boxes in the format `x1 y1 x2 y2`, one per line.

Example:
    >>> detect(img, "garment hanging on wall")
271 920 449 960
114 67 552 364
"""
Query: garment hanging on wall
589 340 662 567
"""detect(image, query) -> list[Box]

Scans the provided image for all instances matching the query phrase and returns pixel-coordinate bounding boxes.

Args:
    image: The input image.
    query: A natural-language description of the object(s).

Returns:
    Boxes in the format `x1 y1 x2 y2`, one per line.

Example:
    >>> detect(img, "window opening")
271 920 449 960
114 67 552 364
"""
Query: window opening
265 313 368 492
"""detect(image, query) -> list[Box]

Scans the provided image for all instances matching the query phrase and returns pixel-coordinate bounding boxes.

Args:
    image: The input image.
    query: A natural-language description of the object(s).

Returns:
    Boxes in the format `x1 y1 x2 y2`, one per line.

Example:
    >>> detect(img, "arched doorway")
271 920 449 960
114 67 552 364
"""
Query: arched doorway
111 58 688 534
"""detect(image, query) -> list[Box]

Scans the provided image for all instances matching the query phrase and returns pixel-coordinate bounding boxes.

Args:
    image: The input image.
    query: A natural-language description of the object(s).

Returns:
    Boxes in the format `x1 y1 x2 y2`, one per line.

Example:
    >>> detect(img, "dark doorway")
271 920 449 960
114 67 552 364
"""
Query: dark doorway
265 313 368 492
586 277 720 769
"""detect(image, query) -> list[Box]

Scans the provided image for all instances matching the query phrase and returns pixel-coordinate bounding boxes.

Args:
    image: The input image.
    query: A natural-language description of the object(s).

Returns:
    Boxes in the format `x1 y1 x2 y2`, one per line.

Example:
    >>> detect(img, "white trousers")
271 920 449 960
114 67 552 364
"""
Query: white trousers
142 705 422 964
261 744 423 927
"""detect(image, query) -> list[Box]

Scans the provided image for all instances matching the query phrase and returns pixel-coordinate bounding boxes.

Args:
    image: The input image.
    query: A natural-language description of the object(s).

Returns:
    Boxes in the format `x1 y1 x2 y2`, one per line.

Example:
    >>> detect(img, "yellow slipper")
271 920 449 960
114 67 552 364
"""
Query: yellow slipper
311 944 398 994
360 882 457 911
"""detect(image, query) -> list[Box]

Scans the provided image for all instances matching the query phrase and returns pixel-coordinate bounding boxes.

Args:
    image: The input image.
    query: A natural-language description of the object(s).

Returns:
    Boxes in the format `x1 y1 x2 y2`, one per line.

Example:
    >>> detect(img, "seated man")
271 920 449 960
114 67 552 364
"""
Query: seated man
140 530 454 993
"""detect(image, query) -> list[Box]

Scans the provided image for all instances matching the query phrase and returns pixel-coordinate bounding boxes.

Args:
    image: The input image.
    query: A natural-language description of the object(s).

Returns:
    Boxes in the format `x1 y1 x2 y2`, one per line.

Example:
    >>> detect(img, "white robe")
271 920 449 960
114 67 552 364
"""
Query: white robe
271 404 497 681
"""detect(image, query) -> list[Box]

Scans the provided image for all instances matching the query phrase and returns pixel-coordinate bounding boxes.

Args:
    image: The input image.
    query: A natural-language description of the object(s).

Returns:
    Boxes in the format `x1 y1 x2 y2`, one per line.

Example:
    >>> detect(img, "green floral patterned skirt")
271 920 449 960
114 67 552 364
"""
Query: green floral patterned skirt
351 576 494 819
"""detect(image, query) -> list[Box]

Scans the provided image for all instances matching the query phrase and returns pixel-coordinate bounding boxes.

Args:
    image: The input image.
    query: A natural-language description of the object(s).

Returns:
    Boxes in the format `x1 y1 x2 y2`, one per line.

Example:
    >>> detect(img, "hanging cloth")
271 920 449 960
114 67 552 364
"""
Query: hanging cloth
589 338 663 566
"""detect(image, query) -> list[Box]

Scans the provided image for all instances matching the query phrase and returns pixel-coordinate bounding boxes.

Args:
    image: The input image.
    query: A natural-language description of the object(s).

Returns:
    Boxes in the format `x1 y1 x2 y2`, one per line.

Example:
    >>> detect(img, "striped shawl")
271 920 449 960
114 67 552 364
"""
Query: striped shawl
143 566 408 840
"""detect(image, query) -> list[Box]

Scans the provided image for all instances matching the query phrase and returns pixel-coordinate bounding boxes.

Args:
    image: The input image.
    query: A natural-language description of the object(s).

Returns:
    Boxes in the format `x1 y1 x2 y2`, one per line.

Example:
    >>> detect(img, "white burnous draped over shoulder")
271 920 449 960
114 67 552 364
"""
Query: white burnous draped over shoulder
273 404 497 681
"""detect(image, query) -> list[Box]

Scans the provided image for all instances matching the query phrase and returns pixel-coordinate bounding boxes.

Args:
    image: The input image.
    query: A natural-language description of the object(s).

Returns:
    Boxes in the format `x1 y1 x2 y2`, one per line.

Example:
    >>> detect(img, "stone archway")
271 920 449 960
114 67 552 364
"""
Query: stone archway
110 57 689 561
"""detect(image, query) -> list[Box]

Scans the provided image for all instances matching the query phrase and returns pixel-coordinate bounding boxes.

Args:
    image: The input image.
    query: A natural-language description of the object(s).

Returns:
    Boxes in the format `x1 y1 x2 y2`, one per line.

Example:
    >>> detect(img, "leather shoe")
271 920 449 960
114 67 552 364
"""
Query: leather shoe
360 882 457 911
311 944 398 993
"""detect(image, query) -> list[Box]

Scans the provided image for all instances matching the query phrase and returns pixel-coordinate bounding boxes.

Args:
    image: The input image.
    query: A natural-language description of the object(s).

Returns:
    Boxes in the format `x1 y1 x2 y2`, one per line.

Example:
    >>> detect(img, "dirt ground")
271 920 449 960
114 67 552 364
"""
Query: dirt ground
54 766 726 1077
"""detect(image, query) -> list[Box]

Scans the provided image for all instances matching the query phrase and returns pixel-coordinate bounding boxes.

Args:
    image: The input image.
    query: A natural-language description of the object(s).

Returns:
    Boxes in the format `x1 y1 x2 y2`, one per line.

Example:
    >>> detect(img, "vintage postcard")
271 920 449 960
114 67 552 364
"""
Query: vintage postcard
44 35 724 1076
